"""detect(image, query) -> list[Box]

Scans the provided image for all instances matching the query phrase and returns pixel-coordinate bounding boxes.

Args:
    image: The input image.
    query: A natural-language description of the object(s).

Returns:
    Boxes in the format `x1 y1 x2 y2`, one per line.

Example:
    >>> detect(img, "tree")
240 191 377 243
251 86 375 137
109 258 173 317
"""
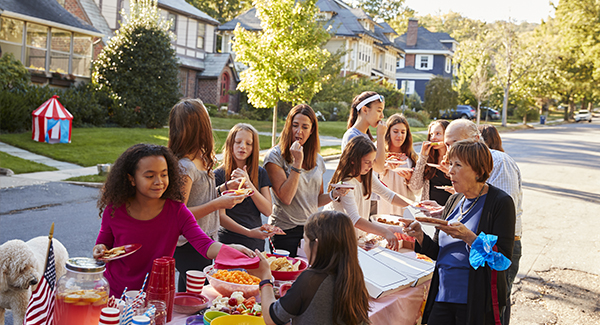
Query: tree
418 11 486 43
186 0 252 24
0 53 30 91
423 76 458 119
352 0 414 34
233 0 331 145
92 0 180 128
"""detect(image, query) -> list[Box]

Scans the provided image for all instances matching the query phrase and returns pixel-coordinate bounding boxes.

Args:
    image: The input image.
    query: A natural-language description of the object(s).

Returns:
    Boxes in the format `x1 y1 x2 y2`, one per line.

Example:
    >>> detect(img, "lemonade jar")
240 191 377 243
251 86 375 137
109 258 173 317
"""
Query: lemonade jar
54 257 109 325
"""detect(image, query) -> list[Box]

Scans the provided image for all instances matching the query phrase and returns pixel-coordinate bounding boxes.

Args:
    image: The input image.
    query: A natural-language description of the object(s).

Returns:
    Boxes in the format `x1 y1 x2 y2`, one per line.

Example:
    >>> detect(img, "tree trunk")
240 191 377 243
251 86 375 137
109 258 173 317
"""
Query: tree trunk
476 101 481 126
568 100 576 121
272 104 278 147
523 113 527 125
502 85 510 127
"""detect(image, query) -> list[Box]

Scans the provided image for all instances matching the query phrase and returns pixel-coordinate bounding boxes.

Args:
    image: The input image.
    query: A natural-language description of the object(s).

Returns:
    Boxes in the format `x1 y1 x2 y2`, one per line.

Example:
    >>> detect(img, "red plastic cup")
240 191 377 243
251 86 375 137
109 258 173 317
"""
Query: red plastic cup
157 256 175 322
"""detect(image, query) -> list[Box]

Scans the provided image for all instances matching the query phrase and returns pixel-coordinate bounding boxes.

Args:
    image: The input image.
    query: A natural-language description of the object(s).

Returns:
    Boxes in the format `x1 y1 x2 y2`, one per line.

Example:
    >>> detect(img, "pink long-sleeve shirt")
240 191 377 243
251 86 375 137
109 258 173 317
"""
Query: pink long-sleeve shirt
96 199 215 296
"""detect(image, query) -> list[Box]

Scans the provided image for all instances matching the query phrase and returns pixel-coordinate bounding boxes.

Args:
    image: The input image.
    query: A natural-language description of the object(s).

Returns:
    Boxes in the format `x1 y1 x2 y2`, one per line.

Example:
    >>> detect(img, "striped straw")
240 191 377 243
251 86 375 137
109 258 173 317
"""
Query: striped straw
120 287 128 302
268 237 276 253
132 273 149 307
139 273 149 293
107 295 116 308
122 304 134 325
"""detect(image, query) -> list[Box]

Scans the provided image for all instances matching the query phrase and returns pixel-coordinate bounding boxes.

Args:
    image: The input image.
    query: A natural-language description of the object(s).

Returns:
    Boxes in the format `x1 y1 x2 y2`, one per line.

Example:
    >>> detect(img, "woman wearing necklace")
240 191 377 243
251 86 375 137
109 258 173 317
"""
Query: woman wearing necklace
401 140 515 325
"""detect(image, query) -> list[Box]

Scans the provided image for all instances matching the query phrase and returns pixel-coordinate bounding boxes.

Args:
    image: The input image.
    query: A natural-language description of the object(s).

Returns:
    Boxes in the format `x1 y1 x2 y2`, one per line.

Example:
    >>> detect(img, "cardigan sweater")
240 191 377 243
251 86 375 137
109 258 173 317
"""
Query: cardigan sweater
416 184 515 325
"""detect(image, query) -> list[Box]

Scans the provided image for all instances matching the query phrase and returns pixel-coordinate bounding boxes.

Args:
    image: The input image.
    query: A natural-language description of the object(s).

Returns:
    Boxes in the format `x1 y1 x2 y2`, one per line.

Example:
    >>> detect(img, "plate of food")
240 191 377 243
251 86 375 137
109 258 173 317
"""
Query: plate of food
385 158 408 165
262 253 307 281
332 182 355 189
260 224 286 235
426 163 441 168
415 216 448 227
98 244 142 261
434 185 454 190
222 188 254 196
370 214 405 233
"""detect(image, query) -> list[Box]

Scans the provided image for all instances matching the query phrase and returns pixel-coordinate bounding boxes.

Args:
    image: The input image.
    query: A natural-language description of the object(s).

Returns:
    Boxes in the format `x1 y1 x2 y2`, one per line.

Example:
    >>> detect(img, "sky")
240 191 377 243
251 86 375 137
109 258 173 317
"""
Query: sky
404 0 555 23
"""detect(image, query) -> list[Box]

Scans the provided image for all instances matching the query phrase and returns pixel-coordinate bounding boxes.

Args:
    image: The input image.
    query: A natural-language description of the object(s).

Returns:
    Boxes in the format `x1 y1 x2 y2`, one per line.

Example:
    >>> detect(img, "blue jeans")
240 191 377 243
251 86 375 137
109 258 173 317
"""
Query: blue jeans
502 239 522 325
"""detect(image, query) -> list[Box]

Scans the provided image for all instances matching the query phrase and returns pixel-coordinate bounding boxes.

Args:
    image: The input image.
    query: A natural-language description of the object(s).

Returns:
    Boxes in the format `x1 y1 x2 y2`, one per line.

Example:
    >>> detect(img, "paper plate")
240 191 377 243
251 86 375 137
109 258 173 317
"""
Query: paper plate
98 244 142 261
332 183 354 189
214 245 260 269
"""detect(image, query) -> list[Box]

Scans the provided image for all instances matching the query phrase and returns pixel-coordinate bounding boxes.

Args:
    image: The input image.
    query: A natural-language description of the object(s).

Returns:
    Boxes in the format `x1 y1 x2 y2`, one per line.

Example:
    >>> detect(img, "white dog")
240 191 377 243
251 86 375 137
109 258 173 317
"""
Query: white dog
0 237 68 325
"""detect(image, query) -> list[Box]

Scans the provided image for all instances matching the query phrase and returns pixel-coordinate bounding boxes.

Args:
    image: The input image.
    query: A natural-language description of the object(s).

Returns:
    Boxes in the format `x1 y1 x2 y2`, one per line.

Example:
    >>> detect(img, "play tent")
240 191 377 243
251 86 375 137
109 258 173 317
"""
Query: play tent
32 95 73 144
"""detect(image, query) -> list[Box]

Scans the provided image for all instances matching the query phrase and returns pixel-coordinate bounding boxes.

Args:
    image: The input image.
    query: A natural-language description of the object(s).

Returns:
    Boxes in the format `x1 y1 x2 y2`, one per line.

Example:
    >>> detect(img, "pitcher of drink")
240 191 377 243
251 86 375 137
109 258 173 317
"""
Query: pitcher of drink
54 257 109 325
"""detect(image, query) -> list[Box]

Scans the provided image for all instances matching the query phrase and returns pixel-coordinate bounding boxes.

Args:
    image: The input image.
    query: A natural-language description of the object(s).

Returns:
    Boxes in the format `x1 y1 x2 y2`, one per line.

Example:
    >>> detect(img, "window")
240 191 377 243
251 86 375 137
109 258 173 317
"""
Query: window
197 23 205 49
445 57 451 73
26 23 48 71
401 80 415 94
416 54 433 70
50 29 71 73
168 13 177 33
397 58 405 69
72 33 92 76
0 17 24 59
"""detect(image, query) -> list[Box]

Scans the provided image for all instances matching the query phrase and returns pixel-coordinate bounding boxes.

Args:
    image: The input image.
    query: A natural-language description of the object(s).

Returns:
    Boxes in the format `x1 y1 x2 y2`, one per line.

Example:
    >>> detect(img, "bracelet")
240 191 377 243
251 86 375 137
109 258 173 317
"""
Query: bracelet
329 190 339 202
259 279 273 290
290 166 302 174
217 186 222 196
224 182 229 190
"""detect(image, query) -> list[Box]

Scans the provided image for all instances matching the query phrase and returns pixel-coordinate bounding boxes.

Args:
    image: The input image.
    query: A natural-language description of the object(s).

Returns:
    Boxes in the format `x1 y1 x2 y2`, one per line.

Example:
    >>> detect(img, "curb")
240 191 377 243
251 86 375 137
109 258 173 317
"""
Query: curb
64 181 104 189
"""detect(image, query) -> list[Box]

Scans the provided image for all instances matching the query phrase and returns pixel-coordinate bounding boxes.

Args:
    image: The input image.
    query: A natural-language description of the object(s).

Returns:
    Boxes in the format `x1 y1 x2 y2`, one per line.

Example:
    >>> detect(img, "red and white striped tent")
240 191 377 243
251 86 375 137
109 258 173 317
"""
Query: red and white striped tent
32 95 73 144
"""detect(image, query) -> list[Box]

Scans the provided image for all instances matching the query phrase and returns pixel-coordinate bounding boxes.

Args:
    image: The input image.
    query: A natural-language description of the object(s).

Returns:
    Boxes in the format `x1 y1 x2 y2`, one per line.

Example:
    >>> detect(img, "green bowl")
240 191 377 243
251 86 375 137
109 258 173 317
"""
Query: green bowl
203 311 228 325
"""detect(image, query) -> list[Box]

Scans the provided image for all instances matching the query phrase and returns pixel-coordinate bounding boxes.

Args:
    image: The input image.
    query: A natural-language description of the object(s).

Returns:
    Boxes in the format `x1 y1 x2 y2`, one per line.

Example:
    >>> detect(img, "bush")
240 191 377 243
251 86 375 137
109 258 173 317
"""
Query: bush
406 92 423 111
92 0 180 128
0 53 30 91
423 76 458 119
406 117 425 128
402 109 430 125
311 101 350 121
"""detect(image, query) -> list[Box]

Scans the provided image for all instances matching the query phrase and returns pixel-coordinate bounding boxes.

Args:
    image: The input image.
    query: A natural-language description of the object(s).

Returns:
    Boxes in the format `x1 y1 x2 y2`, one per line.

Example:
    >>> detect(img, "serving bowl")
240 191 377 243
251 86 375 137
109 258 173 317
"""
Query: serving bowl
203 265 260 298
210 315 266 325
265 254 308 281
173 292 209 315
202 311 228 325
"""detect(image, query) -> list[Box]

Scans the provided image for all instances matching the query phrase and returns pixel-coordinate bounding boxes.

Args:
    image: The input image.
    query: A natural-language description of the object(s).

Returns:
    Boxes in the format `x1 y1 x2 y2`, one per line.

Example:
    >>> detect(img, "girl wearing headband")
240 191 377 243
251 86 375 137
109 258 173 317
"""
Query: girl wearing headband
342 91 387 174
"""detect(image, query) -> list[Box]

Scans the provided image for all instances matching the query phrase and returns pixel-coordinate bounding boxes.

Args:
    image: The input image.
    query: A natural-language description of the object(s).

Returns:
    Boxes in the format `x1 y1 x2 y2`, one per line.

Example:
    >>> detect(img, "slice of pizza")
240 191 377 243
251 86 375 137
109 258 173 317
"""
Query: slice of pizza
260 224 286 235
103 246 125 258
415 216 448 226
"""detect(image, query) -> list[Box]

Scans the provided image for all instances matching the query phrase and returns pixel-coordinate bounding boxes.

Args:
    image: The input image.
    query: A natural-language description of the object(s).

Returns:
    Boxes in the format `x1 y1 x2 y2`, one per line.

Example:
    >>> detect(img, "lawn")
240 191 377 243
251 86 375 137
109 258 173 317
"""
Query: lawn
0 151 58 174
0 128 272 167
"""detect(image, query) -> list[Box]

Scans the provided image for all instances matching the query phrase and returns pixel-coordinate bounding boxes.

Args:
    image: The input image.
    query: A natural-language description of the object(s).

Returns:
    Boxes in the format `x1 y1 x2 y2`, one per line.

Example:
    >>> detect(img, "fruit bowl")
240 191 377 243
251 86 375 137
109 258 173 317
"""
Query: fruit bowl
203 265 260 298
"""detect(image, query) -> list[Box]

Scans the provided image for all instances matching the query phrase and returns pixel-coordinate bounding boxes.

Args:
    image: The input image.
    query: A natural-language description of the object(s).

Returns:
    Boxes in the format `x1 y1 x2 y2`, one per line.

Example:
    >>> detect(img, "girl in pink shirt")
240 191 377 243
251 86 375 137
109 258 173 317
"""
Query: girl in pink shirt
93 144 254 297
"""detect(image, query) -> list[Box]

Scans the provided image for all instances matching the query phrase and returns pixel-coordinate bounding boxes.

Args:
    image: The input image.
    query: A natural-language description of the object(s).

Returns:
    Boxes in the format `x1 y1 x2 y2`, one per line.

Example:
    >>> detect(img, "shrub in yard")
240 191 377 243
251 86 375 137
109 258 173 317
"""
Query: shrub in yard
0 53 30 91
312 101 349 121
406 117 425 128
92 0 180 128
423 76 458 119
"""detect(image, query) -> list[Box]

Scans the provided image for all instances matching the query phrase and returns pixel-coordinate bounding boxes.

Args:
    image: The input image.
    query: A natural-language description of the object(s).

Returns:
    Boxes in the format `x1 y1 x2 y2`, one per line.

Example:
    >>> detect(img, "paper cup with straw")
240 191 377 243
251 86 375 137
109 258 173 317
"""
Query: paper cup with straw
186 270 205 294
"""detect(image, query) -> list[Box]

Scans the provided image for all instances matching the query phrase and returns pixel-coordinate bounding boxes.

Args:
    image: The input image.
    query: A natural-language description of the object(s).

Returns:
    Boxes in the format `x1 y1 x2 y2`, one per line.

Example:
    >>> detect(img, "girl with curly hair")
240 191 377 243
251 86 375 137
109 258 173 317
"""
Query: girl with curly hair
93 144 254 296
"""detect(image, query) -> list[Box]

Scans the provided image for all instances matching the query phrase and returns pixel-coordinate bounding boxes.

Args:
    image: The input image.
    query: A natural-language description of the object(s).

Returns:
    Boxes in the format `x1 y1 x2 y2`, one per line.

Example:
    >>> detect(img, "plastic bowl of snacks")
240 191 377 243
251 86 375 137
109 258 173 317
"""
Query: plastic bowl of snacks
202 311 228 325
210 315 266 325
204 266 260 298
264 254 308 281
174 292 209 315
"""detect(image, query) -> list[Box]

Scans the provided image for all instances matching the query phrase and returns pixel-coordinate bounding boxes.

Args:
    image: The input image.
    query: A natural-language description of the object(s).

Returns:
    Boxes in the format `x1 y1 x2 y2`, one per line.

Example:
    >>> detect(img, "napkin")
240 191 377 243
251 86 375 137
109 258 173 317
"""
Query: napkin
214 245 260 269
469 232 512 271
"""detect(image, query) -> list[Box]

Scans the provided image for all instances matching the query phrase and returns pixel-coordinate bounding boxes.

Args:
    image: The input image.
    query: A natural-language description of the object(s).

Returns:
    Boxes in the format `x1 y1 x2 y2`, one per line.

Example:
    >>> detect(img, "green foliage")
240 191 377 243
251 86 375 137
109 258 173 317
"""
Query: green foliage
92 0 180 128
311 101 349 121
0 151 58 174
405 117 424 128
406 92 423 111
186 0 252 24
418 12 486 43
233 0 331 108
0 53 30 91
514 98 540 123
423 76 458 118
400 109 430 125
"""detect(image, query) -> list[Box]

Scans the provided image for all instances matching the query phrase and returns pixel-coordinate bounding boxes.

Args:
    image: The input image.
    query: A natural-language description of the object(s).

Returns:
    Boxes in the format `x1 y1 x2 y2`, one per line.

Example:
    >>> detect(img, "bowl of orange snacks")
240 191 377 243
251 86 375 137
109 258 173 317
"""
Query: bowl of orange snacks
203 265 261 298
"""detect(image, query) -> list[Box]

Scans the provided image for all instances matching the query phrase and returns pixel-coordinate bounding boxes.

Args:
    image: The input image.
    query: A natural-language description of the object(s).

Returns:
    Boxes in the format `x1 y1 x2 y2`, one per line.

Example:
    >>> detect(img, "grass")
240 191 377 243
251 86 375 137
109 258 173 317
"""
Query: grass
0 151 58 174
65 174 107 182
0 128 272 167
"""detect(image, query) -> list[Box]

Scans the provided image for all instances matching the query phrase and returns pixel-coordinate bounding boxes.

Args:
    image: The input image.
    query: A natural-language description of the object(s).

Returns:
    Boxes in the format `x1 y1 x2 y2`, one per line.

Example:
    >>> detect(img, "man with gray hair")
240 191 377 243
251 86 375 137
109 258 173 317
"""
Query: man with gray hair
444 119 523 325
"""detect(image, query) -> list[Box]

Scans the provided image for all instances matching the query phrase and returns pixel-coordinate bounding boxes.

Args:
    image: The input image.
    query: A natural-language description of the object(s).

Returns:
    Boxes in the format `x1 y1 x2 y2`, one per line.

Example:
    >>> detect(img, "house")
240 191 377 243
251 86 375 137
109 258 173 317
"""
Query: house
395 18 458 101
0 0 103 86
64 0 240 110
218 0 404 86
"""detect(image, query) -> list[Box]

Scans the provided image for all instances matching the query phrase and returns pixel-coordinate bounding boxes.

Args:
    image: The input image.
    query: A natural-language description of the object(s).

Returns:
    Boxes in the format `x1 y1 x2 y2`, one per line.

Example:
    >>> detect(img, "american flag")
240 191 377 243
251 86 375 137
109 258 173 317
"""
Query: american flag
24 241 56 325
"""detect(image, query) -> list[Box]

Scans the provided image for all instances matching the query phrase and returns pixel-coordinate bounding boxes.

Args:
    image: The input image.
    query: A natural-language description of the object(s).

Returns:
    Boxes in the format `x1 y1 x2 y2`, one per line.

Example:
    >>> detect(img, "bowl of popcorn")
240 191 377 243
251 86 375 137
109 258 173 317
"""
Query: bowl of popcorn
263 253 308 281
203 266 261 298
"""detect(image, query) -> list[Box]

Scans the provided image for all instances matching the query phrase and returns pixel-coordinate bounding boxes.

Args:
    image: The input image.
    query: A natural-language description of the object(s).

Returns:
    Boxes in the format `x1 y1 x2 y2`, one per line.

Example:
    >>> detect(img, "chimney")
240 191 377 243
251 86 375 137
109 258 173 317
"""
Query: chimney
406 18 418 47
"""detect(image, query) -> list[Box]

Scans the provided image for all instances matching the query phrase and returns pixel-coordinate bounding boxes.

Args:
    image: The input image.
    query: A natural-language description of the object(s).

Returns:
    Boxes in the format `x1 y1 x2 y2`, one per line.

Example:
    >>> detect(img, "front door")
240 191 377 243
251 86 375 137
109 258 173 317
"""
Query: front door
220 73 230 104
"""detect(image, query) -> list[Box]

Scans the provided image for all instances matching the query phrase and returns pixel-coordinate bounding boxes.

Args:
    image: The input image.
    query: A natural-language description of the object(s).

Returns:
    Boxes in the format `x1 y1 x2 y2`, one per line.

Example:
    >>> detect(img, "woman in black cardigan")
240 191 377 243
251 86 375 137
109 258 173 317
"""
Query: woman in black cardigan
402 140 515 325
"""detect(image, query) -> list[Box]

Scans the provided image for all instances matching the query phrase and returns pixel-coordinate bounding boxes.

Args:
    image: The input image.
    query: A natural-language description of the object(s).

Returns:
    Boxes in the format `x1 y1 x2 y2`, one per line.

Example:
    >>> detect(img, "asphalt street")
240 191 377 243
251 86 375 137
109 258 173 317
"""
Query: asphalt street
1 119 599 324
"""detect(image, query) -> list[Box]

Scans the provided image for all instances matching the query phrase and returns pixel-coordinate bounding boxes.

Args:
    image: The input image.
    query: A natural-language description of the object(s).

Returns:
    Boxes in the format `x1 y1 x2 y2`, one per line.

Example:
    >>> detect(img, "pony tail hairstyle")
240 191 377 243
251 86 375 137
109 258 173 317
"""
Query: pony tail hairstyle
305 211 370 325
220 123 260 188
348 91 379 141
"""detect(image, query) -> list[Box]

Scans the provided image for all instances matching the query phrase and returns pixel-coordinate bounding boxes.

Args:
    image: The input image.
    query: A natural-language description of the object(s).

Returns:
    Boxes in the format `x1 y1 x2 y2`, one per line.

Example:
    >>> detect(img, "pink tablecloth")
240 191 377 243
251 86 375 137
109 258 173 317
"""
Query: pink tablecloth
169 281 430 325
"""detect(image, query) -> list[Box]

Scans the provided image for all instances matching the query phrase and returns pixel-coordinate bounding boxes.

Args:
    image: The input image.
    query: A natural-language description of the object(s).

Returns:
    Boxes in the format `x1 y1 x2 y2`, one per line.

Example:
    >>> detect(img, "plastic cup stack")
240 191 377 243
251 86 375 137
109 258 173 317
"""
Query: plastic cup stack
98 307 120 325
131 315 151 325
147 256 176 322
186 270 205 294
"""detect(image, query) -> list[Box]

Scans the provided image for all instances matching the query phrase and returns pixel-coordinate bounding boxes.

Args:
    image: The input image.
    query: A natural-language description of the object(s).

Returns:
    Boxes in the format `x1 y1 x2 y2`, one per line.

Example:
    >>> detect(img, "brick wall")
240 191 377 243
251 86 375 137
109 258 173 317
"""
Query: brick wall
178 68 199 98
405 54 415 68
197 79 218 105
63 0 92 24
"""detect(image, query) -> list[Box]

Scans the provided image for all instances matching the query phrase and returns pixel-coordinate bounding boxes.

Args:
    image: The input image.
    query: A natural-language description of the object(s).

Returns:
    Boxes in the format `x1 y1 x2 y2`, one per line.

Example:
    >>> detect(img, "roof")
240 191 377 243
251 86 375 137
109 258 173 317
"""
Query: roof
158 0 218 25
396 66 433 74
395 26 455 51
78 0 113 43
178 55 205 71
219 0 402 52
0 0 101 35
198 53 239 81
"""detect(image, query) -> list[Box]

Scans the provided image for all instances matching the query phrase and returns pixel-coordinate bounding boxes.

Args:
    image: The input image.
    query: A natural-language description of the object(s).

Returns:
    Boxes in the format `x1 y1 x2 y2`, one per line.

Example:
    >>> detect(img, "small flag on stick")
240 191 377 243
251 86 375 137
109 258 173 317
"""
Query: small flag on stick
24 223 57 325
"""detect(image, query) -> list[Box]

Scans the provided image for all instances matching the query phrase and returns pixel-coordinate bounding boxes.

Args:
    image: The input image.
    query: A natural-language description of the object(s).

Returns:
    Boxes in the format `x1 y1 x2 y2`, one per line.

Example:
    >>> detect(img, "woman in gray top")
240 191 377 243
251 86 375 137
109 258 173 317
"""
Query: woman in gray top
264 104 346 257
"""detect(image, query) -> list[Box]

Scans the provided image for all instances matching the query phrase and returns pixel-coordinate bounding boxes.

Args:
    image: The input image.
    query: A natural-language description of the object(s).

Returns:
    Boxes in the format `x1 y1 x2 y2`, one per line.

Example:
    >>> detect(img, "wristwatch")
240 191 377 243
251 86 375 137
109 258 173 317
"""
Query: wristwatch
259 279 273 289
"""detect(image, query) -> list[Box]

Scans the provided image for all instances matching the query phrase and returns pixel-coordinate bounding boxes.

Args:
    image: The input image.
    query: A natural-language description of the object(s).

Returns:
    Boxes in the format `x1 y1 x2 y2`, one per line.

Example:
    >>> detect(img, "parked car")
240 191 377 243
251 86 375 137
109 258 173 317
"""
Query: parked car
574 110 592 122
480 107 500 120
440 105 476 119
